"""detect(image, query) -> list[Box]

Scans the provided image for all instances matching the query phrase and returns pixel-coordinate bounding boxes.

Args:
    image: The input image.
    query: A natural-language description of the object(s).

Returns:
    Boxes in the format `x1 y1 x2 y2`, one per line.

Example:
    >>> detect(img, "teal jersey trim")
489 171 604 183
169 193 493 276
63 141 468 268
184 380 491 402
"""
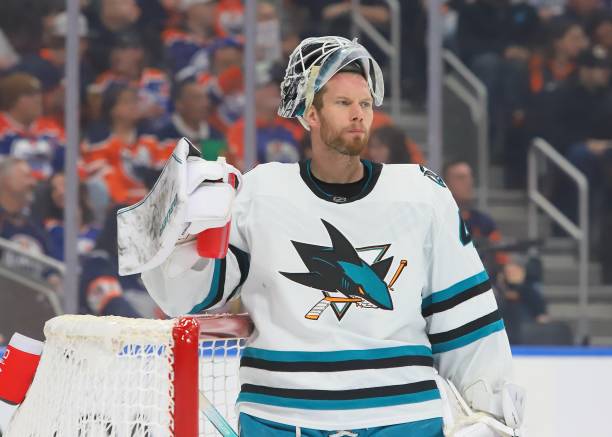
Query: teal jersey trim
242 345 433 362
237 389 440 410
432 319 505 354
238 414 444 436
422 270 489 310
189 259 222 314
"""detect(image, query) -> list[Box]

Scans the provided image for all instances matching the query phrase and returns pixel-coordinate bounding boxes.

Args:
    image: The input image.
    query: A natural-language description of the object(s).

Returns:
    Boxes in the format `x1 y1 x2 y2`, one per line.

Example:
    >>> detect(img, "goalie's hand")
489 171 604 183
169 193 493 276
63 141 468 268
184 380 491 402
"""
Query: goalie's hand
164 155 242 276
181 156 242 237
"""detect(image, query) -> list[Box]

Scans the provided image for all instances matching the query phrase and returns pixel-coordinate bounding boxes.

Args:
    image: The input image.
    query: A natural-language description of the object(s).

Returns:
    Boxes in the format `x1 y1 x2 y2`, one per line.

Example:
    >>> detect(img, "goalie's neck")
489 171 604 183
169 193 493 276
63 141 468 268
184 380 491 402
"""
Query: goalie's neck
299 159 382 204
309 153 363 184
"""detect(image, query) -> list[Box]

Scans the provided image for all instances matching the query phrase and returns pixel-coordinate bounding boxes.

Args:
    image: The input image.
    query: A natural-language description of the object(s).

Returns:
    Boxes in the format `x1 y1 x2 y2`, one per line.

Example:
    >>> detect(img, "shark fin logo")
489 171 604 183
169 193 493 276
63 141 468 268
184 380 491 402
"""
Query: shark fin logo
280 220 407 321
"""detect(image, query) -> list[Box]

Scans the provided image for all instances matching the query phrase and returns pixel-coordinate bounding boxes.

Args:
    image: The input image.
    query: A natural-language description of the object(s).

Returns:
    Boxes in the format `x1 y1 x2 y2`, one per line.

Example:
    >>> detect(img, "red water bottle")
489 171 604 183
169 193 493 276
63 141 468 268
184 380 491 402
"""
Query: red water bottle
196 173 236 259
0 333 43 432
0 333 43 404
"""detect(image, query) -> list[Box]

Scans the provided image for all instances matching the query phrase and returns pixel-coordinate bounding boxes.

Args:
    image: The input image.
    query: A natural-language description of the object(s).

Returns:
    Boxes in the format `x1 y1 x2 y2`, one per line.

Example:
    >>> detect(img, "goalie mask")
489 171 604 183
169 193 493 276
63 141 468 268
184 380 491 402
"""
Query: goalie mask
278 36 384 130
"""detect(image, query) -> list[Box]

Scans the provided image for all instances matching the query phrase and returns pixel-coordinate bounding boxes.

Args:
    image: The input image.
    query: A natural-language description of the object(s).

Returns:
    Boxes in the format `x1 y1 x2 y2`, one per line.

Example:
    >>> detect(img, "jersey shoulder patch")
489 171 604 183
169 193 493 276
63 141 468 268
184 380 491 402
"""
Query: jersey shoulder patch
419 165 446 188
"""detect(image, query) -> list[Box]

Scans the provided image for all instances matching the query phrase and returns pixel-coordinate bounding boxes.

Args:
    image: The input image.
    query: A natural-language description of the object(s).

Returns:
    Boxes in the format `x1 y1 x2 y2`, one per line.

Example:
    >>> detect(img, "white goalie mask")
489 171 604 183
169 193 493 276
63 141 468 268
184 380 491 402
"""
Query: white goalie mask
278 36 385 130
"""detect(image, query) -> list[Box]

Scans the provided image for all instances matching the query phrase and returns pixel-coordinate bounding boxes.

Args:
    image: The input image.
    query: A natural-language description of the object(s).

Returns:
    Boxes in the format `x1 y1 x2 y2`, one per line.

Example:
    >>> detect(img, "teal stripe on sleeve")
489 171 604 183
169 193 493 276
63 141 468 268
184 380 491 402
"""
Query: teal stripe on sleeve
422 271 489 310
431 319 505 354
189 259 222 314
242 345 433 362
237 389 440 410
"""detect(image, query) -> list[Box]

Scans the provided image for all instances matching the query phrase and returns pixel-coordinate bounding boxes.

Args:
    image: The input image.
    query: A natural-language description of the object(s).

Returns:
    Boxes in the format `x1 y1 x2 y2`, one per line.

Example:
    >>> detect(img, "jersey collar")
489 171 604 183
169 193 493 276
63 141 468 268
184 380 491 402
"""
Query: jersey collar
299 159 382 204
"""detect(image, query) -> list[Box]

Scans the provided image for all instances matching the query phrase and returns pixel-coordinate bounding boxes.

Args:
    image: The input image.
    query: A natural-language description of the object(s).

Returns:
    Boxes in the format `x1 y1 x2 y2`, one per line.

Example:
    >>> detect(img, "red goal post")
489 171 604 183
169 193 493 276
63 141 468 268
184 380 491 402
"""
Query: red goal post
5 313 253 437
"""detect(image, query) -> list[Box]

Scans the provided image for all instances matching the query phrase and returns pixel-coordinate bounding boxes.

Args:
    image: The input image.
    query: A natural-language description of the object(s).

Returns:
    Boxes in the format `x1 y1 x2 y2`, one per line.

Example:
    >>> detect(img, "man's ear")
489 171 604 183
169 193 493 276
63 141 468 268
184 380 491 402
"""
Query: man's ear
305 106 319 128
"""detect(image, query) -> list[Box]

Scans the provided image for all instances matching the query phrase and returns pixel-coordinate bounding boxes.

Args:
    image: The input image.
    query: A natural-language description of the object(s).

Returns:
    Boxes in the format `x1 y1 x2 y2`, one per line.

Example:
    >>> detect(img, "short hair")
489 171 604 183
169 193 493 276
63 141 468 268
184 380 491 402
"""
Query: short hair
0 72 42 110
442 159 471 179
100 82 133 124
370 125 412 164
312 61 366 111
171 78 199 104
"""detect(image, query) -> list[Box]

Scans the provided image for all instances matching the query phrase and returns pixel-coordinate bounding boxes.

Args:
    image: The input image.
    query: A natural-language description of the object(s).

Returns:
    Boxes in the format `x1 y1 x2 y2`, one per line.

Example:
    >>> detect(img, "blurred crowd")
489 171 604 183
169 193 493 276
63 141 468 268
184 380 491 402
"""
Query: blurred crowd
1 0 609 344
0 0 425 322
447 0 612 282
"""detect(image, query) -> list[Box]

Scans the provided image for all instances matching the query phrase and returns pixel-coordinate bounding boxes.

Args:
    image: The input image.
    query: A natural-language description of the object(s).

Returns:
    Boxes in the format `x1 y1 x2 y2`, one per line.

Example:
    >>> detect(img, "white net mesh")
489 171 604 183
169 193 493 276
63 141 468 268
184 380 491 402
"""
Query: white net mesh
198 338 244 435
5 315 247 437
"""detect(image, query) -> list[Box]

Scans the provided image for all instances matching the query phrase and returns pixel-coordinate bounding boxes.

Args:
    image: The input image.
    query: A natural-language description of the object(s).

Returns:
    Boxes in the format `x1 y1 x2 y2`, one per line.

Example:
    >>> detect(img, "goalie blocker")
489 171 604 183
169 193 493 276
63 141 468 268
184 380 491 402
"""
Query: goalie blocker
117 138 242 276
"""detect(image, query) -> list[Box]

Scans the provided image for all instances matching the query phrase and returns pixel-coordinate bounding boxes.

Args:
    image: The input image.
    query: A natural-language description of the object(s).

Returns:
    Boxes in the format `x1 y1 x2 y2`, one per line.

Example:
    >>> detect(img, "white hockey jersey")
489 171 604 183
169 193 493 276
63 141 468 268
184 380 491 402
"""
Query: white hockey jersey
142 160 513 430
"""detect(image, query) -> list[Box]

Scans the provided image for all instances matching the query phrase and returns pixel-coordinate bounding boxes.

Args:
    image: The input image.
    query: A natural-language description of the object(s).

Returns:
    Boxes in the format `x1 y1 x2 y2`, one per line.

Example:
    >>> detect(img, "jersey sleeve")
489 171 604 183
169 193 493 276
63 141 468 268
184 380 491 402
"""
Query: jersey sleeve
422 181 513 402
141 178 251 317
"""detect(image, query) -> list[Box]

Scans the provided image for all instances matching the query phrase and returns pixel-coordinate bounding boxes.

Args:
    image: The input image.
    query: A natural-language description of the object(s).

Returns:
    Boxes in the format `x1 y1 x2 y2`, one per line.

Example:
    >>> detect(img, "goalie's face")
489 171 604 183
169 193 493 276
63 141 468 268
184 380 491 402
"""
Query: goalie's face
308 72 374 156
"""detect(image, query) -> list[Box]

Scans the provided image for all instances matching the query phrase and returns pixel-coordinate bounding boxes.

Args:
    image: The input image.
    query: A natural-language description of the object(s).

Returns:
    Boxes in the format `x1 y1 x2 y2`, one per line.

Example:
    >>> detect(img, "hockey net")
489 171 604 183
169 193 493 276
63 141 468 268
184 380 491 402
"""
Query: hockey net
5 313 252 437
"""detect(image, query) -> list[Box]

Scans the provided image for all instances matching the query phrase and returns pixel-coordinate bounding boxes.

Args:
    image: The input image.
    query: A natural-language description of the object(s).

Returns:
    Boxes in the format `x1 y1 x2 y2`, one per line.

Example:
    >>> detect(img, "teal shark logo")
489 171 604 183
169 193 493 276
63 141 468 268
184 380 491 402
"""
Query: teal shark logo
280 220 406 320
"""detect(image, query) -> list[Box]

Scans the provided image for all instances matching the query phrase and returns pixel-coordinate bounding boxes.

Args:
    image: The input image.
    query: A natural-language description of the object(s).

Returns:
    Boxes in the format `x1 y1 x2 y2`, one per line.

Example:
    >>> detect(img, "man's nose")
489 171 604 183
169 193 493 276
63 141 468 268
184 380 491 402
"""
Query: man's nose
350 103 364 121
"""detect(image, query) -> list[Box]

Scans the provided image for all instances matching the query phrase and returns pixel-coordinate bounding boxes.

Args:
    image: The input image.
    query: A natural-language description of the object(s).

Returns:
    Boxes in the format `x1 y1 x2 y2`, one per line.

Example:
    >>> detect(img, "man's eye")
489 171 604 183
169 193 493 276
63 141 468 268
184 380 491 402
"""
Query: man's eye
361 102 372 108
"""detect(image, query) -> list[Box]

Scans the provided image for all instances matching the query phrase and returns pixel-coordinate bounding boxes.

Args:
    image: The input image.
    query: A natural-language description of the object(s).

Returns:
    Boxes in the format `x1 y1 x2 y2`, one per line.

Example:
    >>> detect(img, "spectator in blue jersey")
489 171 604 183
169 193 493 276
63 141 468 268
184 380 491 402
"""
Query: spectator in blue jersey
31 172 100 262
88 31 171 130
0 72 64 180
16 10 93 112
444 160 549 343
0 157 51 278
562 0 606 29
156 78 226 160
80 205 162 318
162 0 219 79
84 0 142 75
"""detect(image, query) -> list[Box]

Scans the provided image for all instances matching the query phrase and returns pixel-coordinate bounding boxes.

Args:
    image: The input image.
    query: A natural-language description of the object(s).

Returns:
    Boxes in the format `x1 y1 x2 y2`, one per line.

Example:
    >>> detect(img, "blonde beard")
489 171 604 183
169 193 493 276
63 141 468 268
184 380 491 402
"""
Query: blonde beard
321 119 369 156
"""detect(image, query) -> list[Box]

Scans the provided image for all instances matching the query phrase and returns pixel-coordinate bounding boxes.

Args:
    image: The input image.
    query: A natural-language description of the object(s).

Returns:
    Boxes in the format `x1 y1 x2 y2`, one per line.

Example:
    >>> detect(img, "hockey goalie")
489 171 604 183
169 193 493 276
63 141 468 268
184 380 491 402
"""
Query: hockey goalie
118 36 526 437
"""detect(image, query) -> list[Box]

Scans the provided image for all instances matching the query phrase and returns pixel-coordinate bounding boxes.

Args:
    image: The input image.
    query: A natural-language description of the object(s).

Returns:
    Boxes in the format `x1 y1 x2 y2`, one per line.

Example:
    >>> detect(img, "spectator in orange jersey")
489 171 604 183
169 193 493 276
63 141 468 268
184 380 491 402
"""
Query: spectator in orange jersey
82 83 168 207
524 18 588 102
88 32 171 129
504 18 589 188
216 0 244 37
367 125 425 165
226 62 303 170
0 73 64 180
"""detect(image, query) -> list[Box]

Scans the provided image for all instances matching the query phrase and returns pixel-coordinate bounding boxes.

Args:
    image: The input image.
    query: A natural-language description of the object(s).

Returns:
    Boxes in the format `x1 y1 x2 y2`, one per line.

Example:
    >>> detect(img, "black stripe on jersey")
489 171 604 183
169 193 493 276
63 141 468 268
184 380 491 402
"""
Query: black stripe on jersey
240 355 434 372
204 258 227 310
427 310 502 345
241 380 438 401
421 279 491 318
226 245 250 301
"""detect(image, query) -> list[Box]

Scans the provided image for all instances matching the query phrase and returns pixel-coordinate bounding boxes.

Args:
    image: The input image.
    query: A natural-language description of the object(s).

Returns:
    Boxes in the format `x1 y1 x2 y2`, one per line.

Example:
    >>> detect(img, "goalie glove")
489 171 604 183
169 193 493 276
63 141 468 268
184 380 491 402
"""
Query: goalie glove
117 138 242 276
436 374 526 437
